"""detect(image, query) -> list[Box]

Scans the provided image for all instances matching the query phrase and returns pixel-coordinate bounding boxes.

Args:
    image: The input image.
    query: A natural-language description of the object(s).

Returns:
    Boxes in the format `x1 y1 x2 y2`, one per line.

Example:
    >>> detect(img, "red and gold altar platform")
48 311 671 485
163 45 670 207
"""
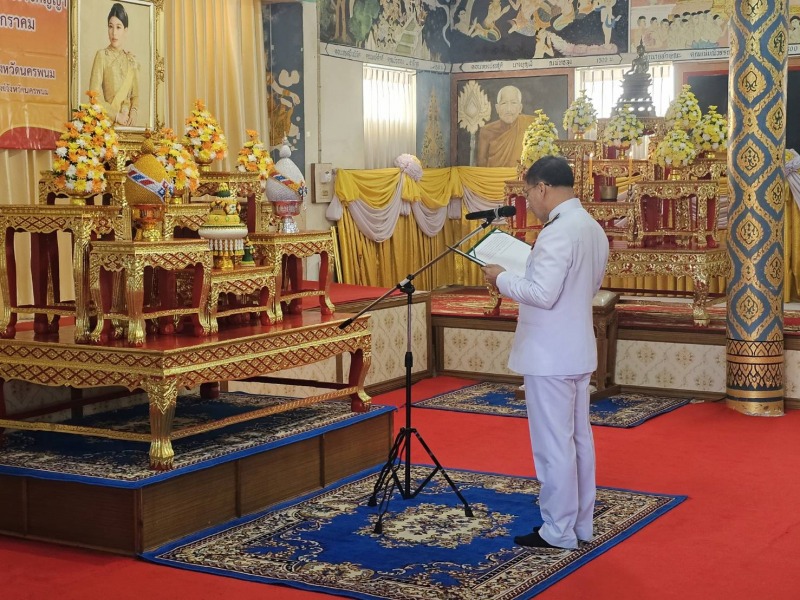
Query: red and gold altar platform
0 310 396 554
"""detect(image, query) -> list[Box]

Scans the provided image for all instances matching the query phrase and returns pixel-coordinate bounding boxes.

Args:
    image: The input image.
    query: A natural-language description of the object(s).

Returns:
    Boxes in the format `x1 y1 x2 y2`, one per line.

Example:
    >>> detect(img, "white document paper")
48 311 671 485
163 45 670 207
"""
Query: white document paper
467 229 531 278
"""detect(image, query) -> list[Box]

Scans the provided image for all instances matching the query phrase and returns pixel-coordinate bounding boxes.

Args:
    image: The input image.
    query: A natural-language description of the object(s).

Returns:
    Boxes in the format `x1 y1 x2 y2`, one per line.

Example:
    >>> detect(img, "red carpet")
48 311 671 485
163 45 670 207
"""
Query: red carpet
2 377 800 599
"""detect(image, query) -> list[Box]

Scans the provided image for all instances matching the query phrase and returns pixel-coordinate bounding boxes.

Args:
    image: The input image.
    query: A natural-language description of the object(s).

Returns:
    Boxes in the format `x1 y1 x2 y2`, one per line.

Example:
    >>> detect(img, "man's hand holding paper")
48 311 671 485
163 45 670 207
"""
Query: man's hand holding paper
468 229 531 278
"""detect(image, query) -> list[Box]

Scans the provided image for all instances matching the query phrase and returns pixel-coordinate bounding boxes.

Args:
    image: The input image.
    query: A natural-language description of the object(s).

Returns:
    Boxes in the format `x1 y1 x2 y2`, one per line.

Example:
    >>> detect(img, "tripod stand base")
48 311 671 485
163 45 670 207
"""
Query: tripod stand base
368 427 473 533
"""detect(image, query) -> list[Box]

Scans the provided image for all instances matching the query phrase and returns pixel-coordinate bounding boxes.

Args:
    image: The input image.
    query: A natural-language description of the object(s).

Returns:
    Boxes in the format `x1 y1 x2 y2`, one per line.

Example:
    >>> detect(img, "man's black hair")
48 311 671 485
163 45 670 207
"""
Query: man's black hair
525 155 574 188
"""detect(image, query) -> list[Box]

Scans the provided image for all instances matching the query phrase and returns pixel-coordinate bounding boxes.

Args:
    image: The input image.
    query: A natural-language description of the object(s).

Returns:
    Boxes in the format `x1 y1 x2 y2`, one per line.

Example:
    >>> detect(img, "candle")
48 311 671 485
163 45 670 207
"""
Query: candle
628 150 634 181
588 152 593 193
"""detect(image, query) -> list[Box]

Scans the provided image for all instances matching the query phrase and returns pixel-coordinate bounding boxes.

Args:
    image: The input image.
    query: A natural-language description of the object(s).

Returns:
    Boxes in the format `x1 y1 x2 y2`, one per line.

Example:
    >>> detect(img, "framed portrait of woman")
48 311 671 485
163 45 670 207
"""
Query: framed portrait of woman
70 0 163 132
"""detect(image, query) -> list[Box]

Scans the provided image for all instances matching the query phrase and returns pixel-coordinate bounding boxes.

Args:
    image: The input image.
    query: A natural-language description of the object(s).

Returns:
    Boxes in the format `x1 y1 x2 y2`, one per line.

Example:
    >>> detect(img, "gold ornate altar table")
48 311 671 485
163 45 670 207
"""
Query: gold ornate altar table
606 247 729 325
0 312 372 470
0 205 125 342
249 230 335 321
89 239 213 346
208 265 277 333
162 202 212 239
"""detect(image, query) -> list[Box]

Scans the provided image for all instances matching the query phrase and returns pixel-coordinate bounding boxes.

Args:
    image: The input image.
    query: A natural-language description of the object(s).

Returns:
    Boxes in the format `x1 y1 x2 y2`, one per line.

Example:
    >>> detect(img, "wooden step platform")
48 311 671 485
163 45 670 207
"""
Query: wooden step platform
0 407 393 555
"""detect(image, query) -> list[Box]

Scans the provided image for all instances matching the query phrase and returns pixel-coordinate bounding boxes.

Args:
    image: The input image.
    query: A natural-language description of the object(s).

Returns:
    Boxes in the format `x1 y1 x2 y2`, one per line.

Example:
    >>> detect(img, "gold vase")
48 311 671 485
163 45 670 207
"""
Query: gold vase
134 204 164 241
63 189 96 206
195 158 214 173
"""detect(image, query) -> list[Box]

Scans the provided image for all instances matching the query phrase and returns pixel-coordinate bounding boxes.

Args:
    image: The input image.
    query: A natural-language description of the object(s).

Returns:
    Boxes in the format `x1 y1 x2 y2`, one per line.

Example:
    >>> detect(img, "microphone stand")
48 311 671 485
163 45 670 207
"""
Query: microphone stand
340 216 499 533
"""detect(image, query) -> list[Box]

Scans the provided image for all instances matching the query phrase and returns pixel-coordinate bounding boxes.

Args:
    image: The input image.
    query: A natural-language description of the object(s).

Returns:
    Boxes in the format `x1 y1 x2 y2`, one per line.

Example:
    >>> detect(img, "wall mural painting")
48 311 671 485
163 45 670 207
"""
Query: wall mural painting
629 0 729 55
632 0 799 59
453 74 569 167
417 72 451 167
449 0 629 64
264 2 305 168
319 0 452 63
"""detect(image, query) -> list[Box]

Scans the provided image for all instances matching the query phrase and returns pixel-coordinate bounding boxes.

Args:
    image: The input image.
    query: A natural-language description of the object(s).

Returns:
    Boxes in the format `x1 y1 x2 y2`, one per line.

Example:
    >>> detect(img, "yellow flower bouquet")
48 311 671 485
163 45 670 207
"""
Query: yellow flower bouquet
653 127 697 167
52 90 119 194
183 100 227 165
691 105 728 153
154 128 200 193
602 104 644 148
520 109 560 169
563 90 597 136
236 129 274 180
665 84 702 131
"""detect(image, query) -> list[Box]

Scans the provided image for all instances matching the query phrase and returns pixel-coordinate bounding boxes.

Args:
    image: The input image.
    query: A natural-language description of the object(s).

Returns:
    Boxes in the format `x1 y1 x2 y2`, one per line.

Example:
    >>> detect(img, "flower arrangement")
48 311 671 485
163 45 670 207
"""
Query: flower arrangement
602 104 645 148
691 105 728 153
52 90 119 194
520 109 560 168
665 84 702 131
153 128 200 193
563 90 597 136
395 153 423 182
237 129 274 180
183 99 227 164
653 127 697 168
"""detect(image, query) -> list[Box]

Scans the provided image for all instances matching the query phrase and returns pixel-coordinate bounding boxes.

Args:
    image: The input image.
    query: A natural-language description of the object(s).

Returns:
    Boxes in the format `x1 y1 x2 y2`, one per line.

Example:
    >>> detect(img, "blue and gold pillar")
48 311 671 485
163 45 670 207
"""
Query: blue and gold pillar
726 0 789 415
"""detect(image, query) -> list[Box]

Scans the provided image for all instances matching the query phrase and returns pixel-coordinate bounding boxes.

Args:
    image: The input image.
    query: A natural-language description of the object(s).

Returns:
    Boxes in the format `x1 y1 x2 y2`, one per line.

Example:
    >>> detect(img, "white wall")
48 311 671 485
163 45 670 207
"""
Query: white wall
319 55 365 169
299 4 365 280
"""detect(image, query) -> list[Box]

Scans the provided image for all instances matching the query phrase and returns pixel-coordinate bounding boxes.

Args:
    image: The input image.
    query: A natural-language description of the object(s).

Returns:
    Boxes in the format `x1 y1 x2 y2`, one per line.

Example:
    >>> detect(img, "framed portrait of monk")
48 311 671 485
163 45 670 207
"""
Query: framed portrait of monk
451 70 572 168
70 0 163 132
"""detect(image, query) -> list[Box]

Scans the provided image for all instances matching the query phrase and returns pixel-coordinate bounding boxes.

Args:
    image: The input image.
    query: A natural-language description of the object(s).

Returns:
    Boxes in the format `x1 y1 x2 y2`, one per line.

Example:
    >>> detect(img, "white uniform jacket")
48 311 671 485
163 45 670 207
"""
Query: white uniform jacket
496 198 609 377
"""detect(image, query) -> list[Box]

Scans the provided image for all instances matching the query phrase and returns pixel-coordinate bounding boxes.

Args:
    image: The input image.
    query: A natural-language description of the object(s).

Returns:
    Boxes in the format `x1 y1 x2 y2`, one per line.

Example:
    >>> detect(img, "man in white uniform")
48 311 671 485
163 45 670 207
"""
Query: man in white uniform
482 156 609 549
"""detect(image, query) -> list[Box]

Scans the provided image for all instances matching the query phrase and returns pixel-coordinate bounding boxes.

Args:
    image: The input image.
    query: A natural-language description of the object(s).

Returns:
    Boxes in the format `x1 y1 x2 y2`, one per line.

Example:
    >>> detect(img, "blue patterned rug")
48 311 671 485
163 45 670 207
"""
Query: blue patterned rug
143 465 685 599
415 383 693 427
0 392 394 488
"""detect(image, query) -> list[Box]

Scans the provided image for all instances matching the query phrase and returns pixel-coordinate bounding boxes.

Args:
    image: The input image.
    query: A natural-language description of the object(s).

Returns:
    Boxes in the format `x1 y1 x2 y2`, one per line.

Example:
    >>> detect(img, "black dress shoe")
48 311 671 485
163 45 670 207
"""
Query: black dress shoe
513 528 558 549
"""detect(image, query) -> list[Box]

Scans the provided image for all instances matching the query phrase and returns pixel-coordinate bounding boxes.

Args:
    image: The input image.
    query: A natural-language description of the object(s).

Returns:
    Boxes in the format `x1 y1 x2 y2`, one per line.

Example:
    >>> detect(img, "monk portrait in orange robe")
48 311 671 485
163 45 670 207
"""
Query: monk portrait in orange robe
476 85 535 168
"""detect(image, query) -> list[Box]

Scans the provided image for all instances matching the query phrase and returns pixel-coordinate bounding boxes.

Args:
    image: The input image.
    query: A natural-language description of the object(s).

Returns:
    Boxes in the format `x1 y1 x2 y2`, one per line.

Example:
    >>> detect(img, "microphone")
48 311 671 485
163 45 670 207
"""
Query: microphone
465 205 516 221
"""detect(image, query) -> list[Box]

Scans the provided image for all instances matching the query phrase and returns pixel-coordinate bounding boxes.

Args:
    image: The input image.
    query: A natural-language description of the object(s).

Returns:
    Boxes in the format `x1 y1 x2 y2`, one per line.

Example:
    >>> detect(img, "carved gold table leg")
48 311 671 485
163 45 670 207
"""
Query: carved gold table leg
318 250 335 315
265 275 277 324
145 379 178 470
0 224 16 338
347 346 372 412
126 257 146 346
692 272 710 327
71 221 93 343
88 255 106 343
484 283 501 316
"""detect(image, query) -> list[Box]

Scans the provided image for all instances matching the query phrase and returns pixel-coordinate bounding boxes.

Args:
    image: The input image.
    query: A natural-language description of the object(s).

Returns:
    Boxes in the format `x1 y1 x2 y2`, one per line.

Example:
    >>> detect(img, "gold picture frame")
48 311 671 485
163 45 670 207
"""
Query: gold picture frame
70 0 164 133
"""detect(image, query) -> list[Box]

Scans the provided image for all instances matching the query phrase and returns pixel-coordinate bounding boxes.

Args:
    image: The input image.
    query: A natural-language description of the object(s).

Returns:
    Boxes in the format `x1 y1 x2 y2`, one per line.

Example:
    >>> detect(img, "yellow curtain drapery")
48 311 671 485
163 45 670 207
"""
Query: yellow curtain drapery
334 166 731 296
335 166 517 290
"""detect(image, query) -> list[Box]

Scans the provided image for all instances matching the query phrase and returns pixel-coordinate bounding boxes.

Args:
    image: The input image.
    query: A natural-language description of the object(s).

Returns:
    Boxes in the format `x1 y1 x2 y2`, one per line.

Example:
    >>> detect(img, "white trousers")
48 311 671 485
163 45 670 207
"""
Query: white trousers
523 373 595 549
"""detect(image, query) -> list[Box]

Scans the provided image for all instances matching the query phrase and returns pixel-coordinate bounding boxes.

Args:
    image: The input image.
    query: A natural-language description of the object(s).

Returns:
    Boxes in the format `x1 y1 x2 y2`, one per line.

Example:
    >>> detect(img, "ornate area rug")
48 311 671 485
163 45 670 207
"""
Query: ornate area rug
0 392 393 487
143 465 685 599
415 382 693 427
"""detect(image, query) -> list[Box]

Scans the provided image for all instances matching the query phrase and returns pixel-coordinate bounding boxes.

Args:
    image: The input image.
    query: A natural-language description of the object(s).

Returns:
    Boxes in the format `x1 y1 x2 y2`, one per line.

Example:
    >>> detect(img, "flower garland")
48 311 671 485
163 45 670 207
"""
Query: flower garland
52 90 119 194
237 129 274 180
563 90 597 136
691 105 728 153
183 99 227 164
395 153 423 182
153 128 200 193
602 104 645 148
665 84 702 131
653 127 697 167
520 109 560 168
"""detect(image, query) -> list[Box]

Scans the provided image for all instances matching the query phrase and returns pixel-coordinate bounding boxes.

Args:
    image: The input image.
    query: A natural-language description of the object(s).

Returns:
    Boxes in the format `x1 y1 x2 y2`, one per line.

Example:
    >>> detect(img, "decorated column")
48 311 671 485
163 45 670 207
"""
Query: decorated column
726 0 789 416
